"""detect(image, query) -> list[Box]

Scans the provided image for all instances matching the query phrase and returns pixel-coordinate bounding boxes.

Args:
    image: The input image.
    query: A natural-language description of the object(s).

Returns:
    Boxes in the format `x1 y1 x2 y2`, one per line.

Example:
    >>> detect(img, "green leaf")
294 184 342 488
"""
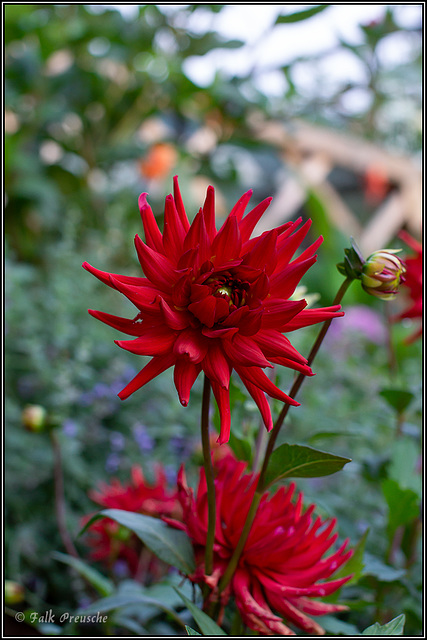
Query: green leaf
388 437 421 497
361 613 405 635
308 430 360 445
275 5 329 24
264 443 351 488
363 553 406 583
379 388 415 414
332 529 368 587
228 430 252 464
51 551 114 597
381 480 420 540
79 590 185 628
174 588 227 636
97 509 195 575
316 615 360 636
186 626 202 636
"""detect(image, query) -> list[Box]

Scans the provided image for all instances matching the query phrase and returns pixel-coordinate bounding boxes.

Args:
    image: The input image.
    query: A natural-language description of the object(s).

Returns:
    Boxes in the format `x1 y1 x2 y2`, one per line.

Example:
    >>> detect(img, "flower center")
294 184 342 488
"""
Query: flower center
208 275 249 308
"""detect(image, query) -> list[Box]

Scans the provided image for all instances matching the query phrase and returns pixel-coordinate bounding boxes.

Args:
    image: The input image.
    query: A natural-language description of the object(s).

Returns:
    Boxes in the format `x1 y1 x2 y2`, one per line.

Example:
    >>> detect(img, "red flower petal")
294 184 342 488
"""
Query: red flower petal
134 235 177 290
239 197 272 243
118 353 175 400
235 365 300 406
138 193 164 253
174 358 201 406
88 309 145 336
115 326 176 356
173 328 209 364
211 381 231 444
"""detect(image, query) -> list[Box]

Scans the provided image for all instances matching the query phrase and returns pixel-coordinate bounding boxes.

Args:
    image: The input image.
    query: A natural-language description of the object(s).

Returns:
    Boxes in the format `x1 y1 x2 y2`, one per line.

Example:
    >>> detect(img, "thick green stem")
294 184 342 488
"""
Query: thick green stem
218 277 353 593
50 430 79 559
201 375 216 577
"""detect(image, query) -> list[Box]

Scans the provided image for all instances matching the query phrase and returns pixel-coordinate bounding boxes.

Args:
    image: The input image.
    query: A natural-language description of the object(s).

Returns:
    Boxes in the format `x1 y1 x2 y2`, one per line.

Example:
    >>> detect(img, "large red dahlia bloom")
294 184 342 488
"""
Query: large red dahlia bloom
84 465 180 577
83 178 343 443
393 231 422 344
166 460 353 636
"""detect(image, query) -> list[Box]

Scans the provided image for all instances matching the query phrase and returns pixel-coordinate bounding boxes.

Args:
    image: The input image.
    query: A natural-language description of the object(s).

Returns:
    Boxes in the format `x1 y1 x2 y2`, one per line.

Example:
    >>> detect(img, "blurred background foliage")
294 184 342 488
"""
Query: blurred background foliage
5 4 422 636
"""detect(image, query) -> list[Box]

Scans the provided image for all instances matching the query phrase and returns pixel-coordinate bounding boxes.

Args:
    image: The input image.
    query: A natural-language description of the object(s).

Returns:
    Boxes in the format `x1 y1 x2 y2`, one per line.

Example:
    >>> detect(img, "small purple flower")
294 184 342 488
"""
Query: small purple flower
110 431 125 451
105 452 121 474
326 305 387 345
132 422 154 453
62 419 78 438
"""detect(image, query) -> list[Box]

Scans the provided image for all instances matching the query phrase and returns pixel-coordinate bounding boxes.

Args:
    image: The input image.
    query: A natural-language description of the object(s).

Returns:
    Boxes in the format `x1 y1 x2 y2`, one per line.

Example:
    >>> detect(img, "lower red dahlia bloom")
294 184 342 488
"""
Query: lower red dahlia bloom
166 460 353 636
393 231 422 344
83 177 343 443
84 465 180 578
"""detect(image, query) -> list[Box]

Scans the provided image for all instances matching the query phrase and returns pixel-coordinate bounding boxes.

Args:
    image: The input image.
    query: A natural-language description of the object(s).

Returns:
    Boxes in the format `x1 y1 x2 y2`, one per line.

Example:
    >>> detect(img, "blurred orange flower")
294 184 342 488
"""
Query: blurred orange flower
139 143 177 180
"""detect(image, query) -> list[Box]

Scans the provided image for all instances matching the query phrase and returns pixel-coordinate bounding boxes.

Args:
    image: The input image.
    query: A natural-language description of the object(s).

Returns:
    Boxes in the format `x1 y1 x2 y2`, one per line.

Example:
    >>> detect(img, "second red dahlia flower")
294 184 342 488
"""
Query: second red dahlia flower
393 230 422 344
83 177 343 443
84 465 180 578
166 459 353 636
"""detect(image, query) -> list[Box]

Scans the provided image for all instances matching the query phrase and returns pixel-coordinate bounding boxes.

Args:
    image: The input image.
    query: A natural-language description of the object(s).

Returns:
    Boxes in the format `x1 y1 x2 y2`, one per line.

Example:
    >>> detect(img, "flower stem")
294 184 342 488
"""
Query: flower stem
50 430 79 559
218 276 352 593
201 375 216 577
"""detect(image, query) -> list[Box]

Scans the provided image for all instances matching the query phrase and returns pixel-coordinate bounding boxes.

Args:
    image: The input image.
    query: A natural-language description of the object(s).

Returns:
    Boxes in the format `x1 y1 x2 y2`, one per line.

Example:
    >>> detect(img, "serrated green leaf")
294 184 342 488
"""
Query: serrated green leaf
264 443 351 488
186 626 202 636
98 509 195 575
379 388 415 414
381 480 420 540
174 588 227 636
362 613 405 635
275 5 329 24
51 551 114 597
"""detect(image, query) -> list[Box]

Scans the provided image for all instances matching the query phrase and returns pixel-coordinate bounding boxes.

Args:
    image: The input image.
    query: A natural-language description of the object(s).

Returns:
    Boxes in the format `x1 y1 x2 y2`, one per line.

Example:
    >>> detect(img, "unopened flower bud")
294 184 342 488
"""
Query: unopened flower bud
22 404 47 432
5 580 25 604
361 250 406 300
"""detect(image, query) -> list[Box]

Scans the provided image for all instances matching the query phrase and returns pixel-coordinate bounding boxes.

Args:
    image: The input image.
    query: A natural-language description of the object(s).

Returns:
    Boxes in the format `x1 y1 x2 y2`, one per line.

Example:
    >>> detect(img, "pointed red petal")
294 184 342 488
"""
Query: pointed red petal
82 262 151 289
261 299 307 330
138 193 164 253
239 378 273 431
226 334 272 368
235 365 300 406
173 175 190 231
173 329 209 363
211 215 242 265
203 185 217 240
134 235 177 290
174 358 201 406
118 354 175 400
88 309 145 336
229 189 253 221
162 194 186 262
269 255 317 299
239 197 272 243
284 306 344 331
211 381 231 444
202 343 231 389
115 326 176 356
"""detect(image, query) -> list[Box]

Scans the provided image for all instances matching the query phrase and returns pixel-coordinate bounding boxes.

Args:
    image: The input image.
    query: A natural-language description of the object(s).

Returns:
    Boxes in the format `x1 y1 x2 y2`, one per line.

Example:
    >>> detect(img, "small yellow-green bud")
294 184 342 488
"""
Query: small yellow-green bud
22 405 47 433
5 580 25 604
361 250 406 300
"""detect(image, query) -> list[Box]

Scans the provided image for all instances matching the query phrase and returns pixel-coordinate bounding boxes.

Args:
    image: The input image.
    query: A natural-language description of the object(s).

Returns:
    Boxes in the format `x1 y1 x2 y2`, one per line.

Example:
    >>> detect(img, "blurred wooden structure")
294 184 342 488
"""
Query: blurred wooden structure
250 118 422 254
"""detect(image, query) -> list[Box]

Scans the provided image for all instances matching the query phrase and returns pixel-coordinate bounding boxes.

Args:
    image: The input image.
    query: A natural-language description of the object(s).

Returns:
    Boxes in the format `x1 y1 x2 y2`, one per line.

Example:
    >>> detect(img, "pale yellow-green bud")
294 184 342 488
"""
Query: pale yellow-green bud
361 250 406 300
22 405 47 433
5 580 25 604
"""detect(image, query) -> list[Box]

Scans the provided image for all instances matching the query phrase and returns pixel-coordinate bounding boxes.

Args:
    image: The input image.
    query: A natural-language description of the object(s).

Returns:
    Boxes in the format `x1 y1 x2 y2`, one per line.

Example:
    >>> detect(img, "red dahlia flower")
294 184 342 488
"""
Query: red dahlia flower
166 460 353 636
83 178 343 443
84 465 180 577
393 231 422 344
